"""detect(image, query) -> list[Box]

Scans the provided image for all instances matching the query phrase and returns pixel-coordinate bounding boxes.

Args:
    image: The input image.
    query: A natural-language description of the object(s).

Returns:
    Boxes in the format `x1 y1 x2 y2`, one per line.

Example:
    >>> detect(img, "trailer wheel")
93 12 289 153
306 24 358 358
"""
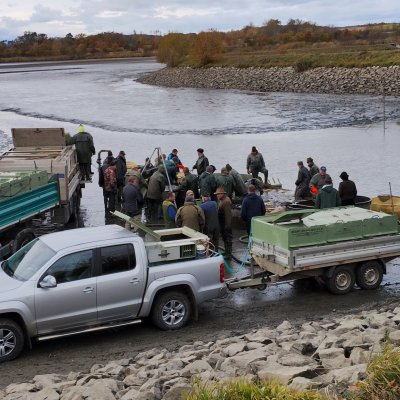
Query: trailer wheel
0 318 25 362
356 261 383 290
326 266 355 295
151 291 191 331
12 228 35 253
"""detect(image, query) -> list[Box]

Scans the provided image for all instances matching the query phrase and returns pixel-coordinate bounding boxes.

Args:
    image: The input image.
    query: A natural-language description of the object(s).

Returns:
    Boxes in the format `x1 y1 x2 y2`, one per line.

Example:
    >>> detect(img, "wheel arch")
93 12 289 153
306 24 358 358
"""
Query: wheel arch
150 285 198 321
0 312 32 349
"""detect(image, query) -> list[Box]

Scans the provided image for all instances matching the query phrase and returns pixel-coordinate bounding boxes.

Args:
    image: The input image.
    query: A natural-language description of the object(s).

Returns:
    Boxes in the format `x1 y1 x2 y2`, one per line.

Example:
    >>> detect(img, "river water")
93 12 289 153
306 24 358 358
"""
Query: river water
0 58 400 227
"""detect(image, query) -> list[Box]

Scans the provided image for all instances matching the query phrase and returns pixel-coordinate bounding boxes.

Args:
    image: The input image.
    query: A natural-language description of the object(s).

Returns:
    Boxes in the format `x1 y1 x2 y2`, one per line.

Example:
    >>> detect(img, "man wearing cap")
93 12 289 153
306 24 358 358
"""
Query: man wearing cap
226 164 246 197
315 176 341 209
200 193 219 250
175 193 205 232
115 150 127 203
70 124 95 181
246 146 268 184
215 187 233 260
192 148 209 176
241 184 266 236
307 157 319 177
310 166 331 193
339 171 357 206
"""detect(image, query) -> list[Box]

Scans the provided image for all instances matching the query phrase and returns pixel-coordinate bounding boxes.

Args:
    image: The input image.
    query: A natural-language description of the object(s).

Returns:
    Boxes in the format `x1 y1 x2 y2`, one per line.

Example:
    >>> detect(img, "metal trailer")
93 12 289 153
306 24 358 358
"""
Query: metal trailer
0 128 83 257
227 208 400 294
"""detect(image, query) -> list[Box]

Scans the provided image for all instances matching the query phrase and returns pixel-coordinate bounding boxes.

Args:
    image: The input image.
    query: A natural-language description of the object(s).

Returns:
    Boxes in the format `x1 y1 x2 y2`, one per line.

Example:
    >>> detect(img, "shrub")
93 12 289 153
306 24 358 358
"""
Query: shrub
346 343 400 400
294 58 314 72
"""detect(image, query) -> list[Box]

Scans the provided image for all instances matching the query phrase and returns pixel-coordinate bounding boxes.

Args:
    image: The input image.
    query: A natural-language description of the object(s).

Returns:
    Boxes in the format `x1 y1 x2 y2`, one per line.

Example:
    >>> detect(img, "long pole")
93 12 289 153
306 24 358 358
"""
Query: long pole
389 182 395 216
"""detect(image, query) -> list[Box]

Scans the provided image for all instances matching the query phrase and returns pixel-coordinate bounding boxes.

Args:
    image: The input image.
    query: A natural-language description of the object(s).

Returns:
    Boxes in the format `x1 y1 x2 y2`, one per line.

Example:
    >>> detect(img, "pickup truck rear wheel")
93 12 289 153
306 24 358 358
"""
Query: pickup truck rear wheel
151 291 191 330
326 266 355 295
356 261 383 290
0 319 24 362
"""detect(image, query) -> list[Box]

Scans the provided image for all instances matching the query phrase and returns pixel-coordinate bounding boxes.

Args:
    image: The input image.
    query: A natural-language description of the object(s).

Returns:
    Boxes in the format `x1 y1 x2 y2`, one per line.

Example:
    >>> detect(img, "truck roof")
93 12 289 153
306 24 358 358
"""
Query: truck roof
39 225 136 252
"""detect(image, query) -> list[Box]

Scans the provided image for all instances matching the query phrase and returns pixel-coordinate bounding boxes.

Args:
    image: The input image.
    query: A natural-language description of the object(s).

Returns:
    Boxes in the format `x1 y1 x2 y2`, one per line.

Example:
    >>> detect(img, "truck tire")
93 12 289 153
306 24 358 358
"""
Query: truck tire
12 228 35 253
0 319 24 362
151 291 191 331
356 261 384 290
326 266 355 295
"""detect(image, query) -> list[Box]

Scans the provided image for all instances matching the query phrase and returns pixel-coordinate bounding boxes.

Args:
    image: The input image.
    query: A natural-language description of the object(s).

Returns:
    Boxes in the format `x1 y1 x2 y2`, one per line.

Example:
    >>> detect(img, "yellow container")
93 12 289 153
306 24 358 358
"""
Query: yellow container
370 195 400 220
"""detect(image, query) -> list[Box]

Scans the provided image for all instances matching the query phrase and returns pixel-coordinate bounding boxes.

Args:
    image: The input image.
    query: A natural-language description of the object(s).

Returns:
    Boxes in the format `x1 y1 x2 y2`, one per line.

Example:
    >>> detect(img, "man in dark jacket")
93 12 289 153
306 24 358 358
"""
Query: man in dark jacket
216 187 233 260
241 184 266 235
70 124 95 181
199 166 217 199
226 164 246 197
339 171 357 206
122 175 144 233
192 148 209 176
216 167 234 199
246 146 268 184
200 193 219 250
315 177 341 209
115 150 127 203
295 161 311 200
147 166 166 223
307 157 319 177
179 167 199 198
310 166 331 194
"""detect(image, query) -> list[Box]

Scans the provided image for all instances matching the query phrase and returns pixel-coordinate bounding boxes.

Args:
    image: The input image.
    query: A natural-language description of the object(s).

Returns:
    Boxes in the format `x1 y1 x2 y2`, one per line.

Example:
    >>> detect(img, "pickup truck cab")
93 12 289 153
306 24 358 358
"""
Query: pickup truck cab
0 225 226 362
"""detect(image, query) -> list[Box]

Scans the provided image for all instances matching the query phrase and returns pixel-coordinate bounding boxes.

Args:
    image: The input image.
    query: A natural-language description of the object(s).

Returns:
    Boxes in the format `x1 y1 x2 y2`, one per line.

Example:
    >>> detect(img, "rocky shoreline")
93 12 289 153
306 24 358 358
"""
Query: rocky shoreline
2 306 400 400
137 66 400 95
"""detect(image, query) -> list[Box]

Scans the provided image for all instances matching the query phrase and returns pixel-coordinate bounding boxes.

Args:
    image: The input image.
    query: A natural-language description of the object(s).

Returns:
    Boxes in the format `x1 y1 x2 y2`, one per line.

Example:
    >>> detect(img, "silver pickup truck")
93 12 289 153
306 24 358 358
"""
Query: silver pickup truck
0 225 226 362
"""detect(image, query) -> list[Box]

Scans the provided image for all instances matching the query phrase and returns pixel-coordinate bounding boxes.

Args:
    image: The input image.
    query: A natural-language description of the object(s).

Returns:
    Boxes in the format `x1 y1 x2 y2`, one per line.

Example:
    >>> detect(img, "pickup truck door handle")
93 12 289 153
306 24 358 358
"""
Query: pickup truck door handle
82 287 94 293
129 278 140 284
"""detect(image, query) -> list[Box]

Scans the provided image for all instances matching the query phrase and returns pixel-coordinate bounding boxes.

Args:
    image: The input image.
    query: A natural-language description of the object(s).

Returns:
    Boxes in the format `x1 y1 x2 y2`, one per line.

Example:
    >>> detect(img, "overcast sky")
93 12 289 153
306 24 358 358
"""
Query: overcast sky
1 0 398 40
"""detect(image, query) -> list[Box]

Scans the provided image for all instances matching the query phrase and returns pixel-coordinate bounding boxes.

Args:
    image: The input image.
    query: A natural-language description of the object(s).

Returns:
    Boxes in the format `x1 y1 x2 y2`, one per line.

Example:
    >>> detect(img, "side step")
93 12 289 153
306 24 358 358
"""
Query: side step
38 319 142 341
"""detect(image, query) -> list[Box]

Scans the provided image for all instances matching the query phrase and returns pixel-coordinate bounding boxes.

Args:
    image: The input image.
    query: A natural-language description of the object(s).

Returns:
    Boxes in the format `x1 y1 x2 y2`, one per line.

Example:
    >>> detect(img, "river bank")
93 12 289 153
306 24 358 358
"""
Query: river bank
137 66 400 96
2 305 400 399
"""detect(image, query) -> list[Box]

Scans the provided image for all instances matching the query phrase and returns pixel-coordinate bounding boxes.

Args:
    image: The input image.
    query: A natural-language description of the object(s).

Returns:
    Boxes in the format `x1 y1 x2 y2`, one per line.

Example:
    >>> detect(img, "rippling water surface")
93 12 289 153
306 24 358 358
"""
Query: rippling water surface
0 58 399 227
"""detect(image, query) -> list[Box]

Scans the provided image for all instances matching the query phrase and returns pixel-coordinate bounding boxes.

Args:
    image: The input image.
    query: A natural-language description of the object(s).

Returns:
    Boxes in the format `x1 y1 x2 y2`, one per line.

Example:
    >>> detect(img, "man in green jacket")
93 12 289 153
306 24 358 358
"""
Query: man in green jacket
70 124 95 181
216 167 234 199
315 177 341 209
162 192 177 228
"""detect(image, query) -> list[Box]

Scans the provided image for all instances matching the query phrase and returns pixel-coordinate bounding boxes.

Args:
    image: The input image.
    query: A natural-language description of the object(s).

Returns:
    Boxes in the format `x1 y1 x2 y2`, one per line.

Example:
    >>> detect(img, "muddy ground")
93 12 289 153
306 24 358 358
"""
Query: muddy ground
2 233 400 389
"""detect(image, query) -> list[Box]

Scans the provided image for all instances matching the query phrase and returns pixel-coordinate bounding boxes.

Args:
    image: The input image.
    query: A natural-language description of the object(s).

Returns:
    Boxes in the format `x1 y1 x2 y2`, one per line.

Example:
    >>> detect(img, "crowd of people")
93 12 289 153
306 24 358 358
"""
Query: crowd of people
71 125 358 259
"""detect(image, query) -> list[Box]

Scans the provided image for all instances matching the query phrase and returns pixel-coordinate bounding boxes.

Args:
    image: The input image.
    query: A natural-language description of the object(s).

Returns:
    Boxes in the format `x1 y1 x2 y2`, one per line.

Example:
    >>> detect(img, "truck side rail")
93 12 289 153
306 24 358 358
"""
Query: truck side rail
0 182 60 232
252 234 400 271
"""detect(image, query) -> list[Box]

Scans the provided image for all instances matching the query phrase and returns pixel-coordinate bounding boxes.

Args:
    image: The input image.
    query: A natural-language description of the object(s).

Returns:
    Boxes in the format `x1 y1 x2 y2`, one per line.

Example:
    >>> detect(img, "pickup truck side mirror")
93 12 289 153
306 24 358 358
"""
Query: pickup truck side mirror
39 275 57 288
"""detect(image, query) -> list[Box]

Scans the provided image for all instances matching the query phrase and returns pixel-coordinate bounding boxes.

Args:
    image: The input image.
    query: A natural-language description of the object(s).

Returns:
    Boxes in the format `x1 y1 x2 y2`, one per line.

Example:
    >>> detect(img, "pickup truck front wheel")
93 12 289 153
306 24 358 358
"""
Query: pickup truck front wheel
0 319 24 362
151 291 191 330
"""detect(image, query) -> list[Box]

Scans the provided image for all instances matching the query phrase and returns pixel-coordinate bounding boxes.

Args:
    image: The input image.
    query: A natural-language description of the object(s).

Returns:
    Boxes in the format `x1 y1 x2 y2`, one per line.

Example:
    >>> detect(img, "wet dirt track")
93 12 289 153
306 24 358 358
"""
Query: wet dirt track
2 251 400 389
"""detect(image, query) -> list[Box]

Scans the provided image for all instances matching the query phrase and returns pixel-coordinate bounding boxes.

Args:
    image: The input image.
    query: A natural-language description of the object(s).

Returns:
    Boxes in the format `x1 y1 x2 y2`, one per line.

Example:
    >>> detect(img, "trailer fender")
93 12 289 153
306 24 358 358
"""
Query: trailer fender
324 266 337 279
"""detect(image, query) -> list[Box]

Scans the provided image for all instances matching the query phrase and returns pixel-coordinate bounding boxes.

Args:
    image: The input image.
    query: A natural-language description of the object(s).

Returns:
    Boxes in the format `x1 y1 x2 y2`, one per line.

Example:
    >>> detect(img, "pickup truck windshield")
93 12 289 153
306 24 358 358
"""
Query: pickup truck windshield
2 239 56 281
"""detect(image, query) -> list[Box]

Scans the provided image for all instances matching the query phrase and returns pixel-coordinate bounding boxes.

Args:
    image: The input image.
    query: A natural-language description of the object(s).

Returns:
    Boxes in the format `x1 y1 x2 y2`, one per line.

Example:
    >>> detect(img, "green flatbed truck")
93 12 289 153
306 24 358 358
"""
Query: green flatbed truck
227 207 400 294
0 128 83 258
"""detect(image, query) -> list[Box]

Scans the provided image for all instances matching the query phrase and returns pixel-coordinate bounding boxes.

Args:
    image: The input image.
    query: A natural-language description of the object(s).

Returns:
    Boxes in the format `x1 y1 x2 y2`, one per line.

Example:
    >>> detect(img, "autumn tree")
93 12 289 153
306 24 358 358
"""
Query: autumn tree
157 33 191 67
188 30 224 67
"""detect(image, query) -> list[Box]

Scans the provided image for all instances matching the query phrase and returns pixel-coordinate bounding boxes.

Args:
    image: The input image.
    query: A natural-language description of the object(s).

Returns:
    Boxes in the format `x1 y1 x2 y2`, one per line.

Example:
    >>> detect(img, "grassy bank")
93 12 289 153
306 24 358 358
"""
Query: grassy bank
208 43 400 69
183 344 400 400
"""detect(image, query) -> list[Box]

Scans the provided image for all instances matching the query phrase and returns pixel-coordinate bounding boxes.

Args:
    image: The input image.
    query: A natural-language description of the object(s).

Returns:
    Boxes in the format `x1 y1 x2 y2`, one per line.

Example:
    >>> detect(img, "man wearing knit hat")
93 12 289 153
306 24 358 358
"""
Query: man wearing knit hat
246 146 268 185
70 124 95 181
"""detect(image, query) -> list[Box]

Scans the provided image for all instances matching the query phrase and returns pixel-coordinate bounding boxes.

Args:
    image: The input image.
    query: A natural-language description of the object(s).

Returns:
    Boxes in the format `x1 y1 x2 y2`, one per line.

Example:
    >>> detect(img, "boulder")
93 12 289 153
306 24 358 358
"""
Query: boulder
314 348 351 369
388 330 400 345
258 364 316 385
222 342 247 357
180 360 213 377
